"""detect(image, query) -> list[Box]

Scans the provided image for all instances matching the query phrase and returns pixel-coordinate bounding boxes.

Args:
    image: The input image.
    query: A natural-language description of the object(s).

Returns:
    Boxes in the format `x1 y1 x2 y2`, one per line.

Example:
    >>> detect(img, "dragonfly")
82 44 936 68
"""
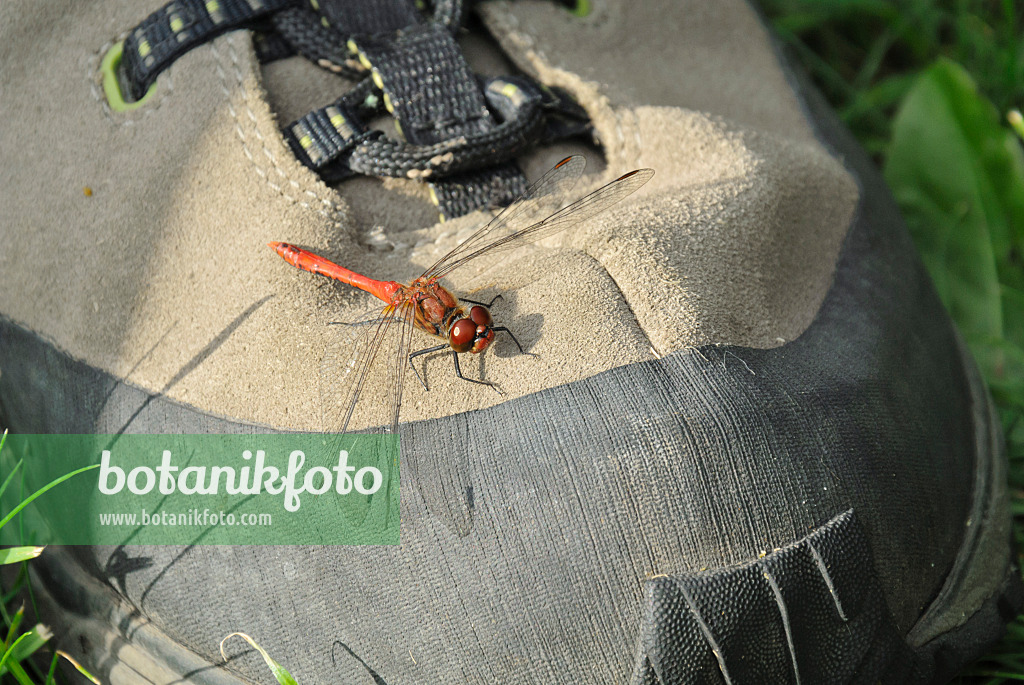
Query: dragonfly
270 155 654 436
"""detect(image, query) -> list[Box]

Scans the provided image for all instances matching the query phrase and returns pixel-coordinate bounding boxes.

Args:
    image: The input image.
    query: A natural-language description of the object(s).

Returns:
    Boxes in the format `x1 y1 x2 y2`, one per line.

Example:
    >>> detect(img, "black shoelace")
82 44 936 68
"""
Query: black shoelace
118 0 592 220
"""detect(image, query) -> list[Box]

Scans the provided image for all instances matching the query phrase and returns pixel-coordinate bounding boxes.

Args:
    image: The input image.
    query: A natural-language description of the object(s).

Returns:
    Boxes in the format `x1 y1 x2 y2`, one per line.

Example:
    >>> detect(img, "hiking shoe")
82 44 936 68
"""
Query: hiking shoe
0 0 1018 682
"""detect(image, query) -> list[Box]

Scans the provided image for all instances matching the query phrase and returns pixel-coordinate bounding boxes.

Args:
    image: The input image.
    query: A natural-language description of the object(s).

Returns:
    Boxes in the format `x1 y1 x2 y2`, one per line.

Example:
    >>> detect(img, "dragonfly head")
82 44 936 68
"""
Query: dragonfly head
449 305 495 354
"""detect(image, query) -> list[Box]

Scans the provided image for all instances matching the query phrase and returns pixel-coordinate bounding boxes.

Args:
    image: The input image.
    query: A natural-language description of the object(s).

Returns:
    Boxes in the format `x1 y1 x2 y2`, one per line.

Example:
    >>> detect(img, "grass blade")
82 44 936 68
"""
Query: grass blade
0 463 100 533
221 633 298 685
0 547 43 566
56 650 100 684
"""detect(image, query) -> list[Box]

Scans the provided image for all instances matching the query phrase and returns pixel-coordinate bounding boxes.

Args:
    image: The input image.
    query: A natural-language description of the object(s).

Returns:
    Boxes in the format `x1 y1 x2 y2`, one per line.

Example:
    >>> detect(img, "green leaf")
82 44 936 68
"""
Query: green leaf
0 547 43 566
976 336 1024 399
0 624 51 676
0 459 23 503
0 632 31 673
884 58 1024 390
46 651 59 685
1009 110 1024 142
846 73 917 117
0 430 19 507
0 463 100 533
6 660 34 685
1003 284 1024 350
220 633 298 685
3 604 24 648
55 650 100 684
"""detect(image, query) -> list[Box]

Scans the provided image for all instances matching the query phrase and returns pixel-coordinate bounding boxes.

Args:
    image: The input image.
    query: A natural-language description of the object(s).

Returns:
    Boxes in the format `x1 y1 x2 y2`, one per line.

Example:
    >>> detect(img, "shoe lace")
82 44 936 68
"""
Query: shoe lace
117 0 592 220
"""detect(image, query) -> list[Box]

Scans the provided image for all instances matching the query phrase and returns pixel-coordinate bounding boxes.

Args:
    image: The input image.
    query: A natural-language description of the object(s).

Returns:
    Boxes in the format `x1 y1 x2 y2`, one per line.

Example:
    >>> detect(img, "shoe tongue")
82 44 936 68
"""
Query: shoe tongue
316 0 423 34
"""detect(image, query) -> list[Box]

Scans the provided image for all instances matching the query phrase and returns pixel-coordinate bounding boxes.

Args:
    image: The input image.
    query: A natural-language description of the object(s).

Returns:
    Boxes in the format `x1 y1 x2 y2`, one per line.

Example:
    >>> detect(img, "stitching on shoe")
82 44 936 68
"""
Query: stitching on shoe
491 1 641 170
615 107 645 170
89 31 175 124
210 33 345 221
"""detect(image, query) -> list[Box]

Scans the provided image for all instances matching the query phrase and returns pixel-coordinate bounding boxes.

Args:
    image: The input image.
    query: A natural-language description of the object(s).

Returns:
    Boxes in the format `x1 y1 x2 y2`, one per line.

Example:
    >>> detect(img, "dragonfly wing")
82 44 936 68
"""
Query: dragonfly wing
430 167 654 280
422 155 587 279
319 300 416 436
382 298 416 436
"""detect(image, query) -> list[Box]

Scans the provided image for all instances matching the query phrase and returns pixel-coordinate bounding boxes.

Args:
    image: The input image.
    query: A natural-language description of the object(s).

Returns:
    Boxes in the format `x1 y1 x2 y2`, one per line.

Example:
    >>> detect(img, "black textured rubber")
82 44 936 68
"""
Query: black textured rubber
2 306 1018 683
631 510 915 684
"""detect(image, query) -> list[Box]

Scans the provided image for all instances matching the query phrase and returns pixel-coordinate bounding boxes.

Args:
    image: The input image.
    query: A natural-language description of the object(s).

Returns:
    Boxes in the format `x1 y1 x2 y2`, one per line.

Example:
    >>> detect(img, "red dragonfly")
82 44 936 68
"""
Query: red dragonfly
270 156 653 435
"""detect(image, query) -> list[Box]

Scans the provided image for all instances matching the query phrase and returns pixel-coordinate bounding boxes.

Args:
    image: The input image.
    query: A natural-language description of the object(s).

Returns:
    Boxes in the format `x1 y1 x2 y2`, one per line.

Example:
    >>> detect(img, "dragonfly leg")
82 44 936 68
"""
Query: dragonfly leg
328 317 390 328
491 326 526 354
452 352 502 395
409 344 448 391
460 294 503 308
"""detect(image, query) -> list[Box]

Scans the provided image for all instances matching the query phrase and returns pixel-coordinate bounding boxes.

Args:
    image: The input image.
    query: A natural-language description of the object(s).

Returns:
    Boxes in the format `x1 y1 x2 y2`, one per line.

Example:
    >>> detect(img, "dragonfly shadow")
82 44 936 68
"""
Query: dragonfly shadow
332 640 390 684
100 295 274 436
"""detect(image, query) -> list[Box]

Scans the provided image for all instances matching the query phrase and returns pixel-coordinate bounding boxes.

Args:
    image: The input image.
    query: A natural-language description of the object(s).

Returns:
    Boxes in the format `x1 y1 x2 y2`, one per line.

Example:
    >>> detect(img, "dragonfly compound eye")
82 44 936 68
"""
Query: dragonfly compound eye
469 305 492 326
471 327 495 354
449 318 476 353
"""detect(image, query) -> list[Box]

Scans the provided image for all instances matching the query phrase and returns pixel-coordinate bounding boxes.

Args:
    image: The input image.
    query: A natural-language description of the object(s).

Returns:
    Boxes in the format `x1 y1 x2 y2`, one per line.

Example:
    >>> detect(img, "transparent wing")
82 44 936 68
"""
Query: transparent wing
427 165 654 280
319 299 416 436
383 299 416 435
422 155 588 279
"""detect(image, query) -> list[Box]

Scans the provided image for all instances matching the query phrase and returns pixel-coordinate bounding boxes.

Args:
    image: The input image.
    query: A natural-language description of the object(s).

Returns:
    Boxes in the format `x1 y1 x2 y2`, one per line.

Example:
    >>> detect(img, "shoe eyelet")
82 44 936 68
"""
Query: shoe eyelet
100 40 157 112
565 0 591 17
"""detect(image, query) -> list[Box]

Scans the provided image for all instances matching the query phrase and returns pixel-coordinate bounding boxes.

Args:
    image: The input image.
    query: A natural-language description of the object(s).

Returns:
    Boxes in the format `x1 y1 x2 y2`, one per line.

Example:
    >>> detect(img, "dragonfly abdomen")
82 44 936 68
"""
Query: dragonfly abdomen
268 242 400 303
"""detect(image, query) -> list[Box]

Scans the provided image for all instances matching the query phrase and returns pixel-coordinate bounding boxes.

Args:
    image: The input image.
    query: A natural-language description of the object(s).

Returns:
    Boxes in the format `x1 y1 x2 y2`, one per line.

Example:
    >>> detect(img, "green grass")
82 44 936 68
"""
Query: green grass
763 0 1024 159
760 1 1024 681
0 432 101 685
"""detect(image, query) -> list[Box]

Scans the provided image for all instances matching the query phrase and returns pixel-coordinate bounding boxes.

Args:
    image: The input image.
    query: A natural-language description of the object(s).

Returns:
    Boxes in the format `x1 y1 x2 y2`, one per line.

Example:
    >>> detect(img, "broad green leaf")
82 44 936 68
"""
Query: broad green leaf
884 58 1024 389
221 633 298 685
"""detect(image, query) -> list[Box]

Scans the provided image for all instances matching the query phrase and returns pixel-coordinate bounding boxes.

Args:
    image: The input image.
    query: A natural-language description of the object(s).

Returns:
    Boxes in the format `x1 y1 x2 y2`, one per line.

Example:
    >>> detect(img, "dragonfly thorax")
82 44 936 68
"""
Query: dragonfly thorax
404 281 496 354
